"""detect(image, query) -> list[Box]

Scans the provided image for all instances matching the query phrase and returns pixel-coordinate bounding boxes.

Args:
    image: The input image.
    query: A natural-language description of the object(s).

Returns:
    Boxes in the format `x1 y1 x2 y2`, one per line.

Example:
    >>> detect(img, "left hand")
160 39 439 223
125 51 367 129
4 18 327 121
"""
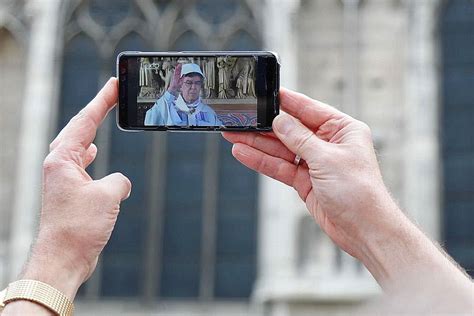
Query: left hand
22 77 131 300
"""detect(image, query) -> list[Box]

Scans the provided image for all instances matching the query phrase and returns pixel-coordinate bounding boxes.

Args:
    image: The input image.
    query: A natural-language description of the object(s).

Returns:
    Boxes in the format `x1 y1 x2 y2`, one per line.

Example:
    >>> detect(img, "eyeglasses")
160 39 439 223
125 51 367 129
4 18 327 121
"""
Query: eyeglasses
183 80 203 88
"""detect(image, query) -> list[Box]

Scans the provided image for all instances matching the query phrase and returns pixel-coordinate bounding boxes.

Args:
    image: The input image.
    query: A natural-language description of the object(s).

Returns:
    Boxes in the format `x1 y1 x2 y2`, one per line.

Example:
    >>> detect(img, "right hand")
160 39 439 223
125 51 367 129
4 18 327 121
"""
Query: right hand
222 88 400 261
168 63 183 95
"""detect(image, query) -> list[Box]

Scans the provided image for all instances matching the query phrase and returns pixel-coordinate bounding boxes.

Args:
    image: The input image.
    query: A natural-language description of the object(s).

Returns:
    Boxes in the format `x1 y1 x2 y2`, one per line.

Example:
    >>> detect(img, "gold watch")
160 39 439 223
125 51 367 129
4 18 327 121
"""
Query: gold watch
0 279 74 315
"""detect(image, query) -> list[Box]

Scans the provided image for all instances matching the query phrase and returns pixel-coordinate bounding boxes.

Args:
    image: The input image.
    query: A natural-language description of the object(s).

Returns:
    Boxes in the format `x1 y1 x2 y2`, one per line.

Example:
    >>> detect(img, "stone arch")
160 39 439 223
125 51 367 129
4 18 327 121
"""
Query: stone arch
171 29 206 50
223 28 260 50
0 11 28 47
53 0 265 302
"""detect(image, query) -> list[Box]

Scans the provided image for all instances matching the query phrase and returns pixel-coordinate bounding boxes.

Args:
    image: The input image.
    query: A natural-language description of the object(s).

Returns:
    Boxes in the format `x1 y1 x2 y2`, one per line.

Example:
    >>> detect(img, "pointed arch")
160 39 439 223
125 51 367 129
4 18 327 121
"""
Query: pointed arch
0 12 28 47
171 29 206 50
53 0 264 302
223 29 261 50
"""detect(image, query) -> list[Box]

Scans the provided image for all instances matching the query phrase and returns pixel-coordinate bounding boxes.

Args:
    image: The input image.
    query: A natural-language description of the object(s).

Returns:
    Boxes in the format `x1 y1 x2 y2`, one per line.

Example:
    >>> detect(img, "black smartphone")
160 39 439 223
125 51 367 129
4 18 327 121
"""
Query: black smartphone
117 51 280 132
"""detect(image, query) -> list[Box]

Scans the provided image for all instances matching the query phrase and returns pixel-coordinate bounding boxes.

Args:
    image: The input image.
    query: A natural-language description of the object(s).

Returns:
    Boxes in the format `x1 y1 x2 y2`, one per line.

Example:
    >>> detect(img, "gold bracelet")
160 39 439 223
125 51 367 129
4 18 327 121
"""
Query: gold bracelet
0 279 74 316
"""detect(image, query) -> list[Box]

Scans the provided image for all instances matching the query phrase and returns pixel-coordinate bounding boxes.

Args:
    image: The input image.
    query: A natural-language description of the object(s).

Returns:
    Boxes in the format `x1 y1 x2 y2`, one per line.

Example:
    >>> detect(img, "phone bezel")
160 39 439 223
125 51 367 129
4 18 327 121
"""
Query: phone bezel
116 51 280 132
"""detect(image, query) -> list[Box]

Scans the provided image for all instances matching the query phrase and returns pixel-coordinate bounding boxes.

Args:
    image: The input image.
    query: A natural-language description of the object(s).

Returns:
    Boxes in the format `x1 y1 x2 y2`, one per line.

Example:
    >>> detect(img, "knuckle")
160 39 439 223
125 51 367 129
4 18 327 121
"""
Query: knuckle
118 173 132 190
357 120 372 135
256 155 269 175
49 141 57 152
42 154 65 173
96 184 116 201
357 121 374 143
294 130 314 154
69 110 95 129
69 112 82 124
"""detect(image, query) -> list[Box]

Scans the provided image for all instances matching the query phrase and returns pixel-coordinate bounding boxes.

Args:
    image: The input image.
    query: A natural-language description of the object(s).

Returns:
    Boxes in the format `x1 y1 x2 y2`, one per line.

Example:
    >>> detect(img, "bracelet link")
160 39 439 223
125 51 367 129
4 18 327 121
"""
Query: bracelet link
0 288 6 310
1 280 74 316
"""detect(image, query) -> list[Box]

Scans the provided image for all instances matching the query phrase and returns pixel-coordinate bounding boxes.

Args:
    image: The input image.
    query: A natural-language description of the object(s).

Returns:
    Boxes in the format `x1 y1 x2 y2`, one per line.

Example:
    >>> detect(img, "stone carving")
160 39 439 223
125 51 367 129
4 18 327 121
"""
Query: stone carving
217 56 230 99
202 57 216 98
139 58 151 87
138 56 257 101
159 59 173 93
235 59 256 98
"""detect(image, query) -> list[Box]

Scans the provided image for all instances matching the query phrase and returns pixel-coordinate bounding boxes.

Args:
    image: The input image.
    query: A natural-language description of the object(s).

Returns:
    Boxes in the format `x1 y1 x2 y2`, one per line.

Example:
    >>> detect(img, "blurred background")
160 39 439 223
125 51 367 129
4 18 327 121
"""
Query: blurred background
0 0 473 315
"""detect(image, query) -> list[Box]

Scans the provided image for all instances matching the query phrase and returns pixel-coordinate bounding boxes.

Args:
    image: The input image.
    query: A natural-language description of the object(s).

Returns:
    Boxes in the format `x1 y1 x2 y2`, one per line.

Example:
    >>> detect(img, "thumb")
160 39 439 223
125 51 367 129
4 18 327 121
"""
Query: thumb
273 113 324 165
95 172 132 202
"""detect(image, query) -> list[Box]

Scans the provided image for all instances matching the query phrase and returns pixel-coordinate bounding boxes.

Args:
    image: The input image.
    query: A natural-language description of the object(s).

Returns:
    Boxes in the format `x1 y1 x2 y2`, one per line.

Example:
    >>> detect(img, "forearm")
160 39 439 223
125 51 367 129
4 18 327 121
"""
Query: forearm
358 197 473 309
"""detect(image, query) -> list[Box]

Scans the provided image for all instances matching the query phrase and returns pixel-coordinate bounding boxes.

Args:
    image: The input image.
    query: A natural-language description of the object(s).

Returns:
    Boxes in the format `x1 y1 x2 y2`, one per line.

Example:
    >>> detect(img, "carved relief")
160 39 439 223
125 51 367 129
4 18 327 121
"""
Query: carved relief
138 56 257 102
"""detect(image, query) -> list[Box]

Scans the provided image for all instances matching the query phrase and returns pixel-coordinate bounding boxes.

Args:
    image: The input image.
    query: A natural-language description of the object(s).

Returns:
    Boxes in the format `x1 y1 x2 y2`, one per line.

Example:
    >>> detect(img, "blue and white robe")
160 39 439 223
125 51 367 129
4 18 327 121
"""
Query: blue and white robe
144 91 222 126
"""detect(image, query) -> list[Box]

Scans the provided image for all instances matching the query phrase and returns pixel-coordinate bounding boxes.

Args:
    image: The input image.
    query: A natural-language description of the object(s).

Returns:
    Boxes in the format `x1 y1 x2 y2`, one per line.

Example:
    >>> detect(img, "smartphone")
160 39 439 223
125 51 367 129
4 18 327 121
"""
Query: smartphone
117 51 280 132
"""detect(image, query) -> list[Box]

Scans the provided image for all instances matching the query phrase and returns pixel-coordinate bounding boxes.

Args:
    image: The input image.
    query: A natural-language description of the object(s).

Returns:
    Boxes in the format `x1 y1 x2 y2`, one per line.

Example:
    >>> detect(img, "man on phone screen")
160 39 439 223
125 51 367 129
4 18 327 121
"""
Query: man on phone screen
144 63 222 126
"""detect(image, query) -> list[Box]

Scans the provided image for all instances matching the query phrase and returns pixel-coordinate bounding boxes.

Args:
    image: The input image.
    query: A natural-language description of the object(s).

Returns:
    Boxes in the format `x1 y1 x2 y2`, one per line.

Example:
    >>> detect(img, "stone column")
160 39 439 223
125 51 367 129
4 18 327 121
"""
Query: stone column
262 0 300 89
254 0 302 310
341 0 361 118
0 6 27 287
403 0 442 240
340 0 361 273
8 0 62 279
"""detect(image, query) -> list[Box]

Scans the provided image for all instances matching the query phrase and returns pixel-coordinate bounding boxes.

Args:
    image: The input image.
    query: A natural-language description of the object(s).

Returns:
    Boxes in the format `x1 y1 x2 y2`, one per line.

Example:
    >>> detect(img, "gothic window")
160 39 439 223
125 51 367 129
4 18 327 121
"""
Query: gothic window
58 0 261 300
441 0 474 277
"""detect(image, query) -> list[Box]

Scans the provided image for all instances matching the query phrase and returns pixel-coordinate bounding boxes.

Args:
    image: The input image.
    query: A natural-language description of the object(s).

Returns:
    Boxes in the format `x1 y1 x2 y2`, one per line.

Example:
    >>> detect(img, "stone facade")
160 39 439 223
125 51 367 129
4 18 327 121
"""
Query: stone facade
0 0 449 315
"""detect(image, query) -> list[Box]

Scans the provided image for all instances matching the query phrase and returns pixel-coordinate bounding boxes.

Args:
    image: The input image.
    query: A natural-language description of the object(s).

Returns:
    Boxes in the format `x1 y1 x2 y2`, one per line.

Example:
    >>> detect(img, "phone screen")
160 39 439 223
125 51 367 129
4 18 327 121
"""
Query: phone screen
117 52 279 131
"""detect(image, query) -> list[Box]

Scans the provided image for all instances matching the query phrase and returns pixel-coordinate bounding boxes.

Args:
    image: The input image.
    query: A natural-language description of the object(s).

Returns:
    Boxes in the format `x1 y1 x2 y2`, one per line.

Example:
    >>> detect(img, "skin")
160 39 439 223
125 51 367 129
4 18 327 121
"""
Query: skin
2 84 472 314
222 88 473 313
2 78 131 315
167 63 203 104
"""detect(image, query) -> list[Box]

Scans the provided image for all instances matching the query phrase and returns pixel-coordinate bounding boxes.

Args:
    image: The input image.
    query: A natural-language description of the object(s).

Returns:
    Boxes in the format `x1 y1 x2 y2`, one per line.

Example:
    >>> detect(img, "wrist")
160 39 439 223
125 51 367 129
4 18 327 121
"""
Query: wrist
357 202 470 293
343 187 414 287
1 280 75 316
167 87 179 96
357 208 416 288
22 237 87 300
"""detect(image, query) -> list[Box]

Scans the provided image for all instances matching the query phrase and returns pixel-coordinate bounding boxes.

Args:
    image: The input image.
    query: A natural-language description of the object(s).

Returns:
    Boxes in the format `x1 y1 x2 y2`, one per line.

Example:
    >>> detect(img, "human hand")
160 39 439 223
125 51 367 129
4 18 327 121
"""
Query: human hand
168 63 183 95
22 78 131 300
222 88 399 264
223 88 474 310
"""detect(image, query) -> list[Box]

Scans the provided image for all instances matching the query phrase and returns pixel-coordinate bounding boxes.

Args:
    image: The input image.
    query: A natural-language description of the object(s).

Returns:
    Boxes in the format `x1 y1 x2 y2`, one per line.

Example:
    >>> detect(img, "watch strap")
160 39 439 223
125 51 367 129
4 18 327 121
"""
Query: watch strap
1 279 74 316
0 288 6 310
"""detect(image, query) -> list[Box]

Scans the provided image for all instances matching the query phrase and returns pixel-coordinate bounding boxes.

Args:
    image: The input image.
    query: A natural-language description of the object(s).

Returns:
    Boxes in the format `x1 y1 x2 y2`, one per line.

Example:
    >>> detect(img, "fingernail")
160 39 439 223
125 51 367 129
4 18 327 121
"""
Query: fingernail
234 144 252 159
274 115 295 135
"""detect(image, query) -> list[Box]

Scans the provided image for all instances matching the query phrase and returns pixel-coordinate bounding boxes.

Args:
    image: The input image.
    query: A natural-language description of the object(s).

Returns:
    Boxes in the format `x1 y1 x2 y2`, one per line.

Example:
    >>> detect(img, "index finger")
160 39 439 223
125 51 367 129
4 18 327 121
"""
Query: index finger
279 87 347 130
51 77 118 152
